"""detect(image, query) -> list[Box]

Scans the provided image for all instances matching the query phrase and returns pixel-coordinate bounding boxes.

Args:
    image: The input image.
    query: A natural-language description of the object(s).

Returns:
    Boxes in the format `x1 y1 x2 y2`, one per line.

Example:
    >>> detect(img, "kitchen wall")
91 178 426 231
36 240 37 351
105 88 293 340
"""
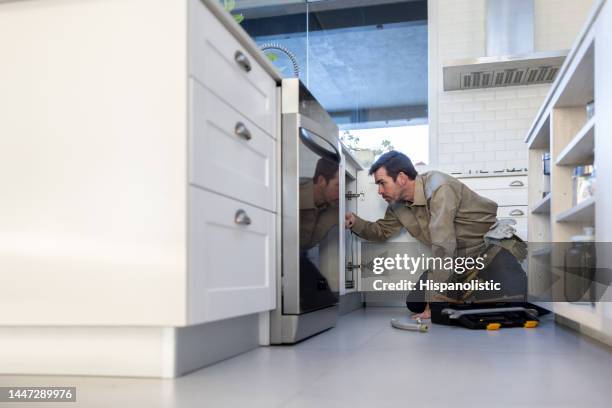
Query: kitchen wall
428 0 595 173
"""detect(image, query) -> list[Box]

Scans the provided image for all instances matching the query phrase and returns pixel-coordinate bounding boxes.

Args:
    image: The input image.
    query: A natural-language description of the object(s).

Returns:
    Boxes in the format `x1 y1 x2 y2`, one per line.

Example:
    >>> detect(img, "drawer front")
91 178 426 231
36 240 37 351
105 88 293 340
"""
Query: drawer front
497 205 528 218
189 188 276 324
190 79 276 212
189 0 276 137
476 188 528 207
460 176 528 191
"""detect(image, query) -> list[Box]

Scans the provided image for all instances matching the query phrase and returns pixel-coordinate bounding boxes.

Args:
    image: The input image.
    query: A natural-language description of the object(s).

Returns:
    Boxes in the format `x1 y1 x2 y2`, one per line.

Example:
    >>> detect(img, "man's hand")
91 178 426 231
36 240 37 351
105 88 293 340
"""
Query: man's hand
345 212 356 229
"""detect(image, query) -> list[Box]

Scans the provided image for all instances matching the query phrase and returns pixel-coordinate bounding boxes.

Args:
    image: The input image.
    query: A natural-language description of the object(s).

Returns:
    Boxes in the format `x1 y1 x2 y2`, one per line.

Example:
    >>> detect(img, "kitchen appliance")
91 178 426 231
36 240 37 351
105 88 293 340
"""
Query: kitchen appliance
443 0 567 90
270 78 342 344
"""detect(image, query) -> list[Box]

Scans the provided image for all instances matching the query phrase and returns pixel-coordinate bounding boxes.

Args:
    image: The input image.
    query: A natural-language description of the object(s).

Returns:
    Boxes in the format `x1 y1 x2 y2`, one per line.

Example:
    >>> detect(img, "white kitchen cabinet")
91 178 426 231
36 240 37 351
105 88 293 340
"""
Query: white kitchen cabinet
458 174 529 241
0 0 281 377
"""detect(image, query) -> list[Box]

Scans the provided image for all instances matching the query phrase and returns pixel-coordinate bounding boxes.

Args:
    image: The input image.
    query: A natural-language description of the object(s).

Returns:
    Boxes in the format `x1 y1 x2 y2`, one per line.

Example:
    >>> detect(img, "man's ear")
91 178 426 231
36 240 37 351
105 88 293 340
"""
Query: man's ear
315 175 326 186
397 172 407 185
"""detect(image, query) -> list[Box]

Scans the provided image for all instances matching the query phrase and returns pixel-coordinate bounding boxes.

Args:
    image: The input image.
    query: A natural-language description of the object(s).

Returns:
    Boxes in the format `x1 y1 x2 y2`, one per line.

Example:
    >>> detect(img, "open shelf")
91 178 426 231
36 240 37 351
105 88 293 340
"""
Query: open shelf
555 41 595 108
531 194 551 214
555 196 595 223
526 115 551 150
532 247 552 257
556 117 595 166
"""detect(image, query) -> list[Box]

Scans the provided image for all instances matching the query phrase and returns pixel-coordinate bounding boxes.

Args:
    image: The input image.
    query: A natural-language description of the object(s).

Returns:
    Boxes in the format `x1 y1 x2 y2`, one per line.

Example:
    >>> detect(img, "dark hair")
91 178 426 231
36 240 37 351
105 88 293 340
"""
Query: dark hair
313 157 339 183
369 150 417 181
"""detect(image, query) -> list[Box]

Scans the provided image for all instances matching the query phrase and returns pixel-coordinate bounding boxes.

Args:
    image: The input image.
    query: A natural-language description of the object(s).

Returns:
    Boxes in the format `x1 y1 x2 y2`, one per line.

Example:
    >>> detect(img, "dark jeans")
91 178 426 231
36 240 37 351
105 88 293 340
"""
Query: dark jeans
406 248 527 313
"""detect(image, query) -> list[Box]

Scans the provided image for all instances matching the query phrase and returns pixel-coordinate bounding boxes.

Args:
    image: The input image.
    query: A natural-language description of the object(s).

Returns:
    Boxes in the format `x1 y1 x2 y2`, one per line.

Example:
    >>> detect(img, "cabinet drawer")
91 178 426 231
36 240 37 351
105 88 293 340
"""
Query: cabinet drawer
475 188 527 207
190 79 276 212
189 0 276 137
461 176 528 190
189 188 275 324
497 205 528 218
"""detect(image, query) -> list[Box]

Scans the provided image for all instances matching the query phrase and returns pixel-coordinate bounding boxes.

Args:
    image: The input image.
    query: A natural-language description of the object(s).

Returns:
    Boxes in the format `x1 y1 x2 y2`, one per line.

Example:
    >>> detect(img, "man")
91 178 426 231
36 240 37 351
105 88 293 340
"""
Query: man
300 157 340 250
299 157 341 311
345 151 527 319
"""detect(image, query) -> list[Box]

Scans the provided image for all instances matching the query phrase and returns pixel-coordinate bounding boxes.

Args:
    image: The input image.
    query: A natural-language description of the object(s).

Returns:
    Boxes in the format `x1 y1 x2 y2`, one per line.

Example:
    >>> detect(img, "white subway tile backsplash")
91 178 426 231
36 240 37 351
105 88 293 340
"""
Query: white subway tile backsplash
462 142 485 152
474 111 496 121
485 141 506 151
453 152 475 163
433 0 591 171
495 110 517 120
516 87 541 98
473 132 496 142
516 108 538 120
485 120 508 131
452 133 475 143
451 93 477 103
463 122 486 132
439 102 464 114
440 123 464 133
462 101 486 112
474 92 496 101
440 143 464 154
485 100 507 111
495 89 518 100
439 113 454 124
495 129 521 140
495 150 519 161
453 112 475 122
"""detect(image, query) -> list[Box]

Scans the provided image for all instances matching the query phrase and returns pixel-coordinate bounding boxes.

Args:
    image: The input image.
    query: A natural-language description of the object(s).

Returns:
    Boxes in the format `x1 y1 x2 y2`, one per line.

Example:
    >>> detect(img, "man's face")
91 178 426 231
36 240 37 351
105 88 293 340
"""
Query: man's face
323 171 340 206
373 167 402 203
314 170 340 207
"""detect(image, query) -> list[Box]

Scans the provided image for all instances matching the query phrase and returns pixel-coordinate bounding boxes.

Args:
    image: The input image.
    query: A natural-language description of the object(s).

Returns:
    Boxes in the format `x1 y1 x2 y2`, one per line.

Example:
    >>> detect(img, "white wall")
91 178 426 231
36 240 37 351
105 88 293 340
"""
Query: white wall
429 0 595 173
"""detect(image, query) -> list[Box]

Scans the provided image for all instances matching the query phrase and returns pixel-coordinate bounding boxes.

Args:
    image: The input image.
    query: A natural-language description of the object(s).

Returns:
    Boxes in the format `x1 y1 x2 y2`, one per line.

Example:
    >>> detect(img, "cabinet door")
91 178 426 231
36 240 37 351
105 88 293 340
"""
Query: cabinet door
189 188 275 324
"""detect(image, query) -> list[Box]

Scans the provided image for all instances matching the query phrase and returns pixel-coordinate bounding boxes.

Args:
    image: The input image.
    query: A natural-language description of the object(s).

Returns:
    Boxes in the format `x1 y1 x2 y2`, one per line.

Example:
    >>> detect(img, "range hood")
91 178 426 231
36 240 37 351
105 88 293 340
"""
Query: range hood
443 0 568 91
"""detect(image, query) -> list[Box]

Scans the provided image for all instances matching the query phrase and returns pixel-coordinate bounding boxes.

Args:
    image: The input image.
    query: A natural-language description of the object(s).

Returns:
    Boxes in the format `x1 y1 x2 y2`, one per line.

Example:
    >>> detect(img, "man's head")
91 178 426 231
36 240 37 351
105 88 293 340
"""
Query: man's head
369 151 418 203
313 158 340 206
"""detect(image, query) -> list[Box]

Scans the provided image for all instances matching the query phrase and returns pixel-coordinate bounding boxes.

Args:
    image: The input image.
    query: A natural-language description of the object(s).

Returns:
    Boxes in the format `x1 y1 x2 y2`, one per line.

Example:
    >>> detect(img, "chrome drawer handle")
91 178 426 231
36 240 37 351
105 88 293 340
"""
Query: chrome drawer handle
234 122 252 141
509 209 524 216
234 209 252 226
234 51 252 72
509 180 524 187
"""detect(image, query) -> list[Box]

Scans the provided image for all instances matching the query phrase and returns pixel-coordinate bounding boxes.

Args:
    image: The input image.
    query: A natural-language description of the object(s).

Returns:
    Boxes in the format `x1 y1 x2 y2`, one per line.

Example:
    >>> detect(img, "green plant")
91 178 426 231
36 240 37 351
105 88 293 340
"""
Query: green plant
222 0 244 24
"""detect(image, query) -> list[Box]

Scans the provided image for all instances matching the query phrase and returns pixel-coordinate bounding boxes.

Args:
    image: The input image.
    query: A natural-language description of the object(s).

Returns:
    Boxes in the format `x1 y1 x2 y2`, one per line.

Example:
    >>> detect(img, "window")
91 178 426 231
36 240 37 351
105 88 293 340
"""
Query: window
230 0 429 165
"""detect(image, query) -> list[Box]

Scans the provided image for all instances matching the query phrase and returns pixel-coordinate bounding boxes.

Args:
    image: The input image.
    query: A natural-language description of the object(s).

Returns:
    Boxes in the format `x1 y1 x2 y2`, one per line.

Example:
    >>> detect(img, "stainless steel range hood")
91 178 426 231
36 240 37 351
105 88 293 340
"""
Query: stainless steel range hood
443 0 568 91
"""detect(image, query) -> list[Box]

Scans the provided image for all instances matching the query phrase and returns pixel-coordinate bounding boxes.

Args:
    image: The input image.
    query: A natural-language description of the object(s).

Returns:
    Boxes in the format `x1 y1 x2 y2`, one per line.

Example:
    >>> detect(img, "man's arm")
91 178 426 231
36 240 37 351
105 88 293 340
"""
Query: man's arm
428 184 460 258
348 207 403 242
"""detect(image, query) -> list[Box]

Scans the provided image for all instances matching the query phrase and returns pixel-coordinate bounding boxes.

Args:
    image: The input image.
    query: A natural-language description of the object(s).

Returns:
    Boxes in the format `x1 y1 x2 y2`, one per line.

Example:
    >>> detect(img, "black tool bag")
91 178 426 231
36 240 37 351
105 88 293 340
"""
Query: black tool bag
430 302 545 329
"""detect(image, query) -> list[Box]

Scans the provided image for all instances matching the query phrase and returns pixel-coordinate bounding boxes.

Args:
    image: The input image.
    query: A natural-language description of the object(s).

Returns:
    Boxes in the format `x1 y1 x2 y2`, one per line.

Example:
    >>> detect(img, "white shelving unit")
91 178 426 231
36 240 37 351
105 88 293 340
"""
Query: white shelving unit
524 0 612 345
531 194 551 215
556 117 595 166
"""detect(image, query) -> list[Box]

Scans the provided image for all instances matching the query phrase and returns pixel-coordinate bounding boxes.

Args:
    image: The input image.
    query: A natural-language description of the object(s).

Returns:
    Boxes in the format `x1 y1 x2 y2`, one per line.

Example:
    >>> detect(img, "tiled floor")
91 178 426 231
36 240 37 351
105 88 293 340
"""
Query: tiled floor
2 307 612 407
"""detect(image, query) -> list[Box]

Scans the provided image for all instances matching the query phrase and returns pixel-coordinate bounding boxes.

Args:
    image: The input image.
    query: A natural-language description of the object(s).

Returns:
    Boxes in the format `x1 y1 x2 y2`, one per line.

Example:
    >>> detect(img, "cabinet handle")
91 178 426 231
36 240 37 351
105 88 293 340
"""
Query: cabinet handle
234 209 252 226
234 51 252 72
234 122 252 141
509 180 524 187
509 209 524 216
